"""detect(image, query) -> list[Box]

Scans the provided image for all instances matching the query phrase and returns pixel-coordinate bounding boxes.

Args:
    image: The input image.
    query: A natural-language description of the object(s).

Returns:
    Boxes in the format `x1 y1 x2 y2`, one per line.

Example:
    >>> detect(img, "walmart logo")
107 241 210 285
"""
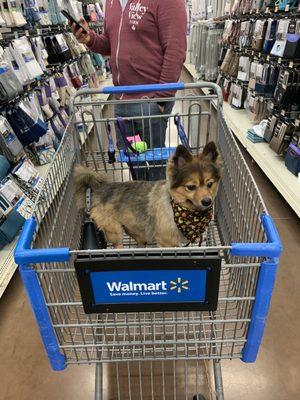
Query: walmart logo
170 277 189 293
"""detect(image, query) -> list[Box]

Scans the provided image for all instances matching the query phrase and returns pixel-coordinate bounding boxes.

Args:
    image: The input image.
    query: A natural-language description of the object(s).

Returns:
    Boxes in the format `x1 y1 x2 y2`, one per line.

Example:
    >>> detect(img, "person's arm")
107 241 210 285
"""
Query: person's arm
155 0 187 99
86 21 111 56
70 18 111 56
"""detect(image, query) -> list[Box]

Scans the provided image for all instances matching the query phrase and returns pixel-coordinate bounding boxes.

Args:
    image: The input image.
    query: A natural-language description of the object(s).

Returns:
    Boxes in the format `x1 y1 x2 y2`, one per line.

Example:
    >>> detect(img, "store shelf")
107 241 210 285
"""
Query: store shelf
0 164 49 298
0 78 113 298
184 62 199 80
184 62 300 218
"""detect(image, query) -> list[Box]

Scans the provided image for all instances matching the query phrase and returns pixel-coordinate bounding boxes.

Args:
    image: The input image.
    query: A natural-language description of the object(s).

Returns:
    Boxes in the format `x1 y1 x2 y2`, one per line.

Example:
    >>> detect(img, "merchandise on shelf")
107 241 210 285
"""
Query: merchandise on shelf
0 48 24 102
285 123 300 175
0 155 44 249
0 116 24 161
189 0 226 20
189 21 224 81
187 0 300 176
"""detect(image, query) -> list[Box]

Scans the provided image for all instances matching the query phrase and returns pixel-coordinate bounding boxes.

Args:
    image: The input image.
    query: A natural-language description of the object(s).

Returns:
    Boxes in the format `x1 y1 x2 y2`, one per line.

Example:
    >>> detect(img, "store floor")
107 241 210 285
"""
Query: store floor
0 149 299 400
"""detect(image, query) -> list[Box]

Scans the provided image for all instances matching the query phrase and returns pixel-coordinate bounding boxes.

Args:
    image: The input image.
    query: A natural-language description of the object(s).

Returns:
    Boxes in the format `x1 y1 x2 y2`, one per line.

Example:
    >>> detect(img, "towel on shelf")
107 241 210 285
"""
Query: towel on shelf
247 128 265 143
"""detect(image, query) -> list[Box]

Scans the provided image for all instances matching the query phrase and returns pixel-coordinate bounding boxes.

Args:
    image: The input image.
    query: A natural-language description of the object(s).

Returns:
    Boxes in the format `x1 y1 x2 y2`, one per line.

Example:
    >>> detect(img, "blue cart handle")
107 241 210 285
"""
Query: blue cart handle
69 82 223 113
102 82 185 94
231 214 282 258
15 218 70 265
15 214 281 264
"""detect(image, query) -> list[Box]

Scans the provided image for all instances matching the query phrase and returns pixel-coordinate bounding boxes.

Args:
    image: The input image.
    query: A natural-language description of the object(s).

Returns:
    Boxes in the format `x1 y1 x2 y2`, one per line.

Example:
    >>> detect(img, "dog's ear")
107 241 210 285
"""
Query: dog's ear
173 145 193 167
200 142 220 163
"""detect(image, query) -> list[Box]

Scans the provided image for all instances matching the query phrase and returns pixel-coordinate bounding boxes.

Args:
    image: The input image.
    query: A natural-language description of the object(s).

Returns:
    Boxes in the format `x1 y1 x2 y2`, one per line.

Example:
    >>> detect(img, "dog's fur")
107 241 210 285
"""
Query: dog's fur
74 143 222 248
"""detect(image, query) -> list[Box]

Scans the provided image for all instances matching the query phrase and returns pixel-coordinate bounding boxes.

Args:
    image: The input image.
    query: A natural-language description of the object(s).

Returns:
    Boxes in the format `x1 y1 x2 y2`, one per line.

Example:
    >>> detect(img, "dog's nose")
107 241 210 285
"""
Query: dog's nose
201 198 212 207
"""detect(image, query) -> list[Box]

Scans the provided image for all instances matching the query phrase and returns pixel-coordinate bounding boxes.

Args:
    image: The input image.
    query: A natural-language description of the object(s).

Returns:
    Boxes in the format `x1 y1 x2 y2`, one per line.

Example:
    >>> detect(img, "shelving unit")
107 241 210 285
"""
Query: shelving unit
0 164 49 298
185 62 300 218
0 77 113 298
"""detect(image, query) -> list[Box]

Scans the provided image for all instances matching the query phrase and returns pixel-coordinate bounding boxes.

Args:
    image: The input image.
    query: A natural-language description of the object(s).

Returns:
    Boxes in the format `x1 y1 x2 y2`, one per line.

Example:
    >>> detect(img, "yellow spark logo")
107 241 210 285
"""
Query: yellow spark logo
170 277 189 293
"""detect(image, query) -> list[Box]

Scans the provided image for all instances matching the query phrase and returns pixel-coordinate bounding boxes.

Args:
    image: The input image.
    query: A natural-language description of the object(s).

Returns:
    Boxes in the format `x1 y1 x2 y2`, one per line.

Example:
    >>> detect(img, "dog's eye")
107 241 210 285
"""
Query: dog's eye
207 181 214 188
186 185 197 191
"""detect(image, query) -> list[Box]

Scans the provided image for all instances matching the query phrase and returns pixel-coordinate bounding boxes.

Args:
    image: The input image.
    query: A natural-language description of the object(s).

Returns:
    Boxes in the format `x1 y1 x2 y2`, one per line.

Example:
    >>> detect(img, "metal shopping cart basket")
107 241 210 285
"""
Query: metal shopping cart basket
14 82 282 400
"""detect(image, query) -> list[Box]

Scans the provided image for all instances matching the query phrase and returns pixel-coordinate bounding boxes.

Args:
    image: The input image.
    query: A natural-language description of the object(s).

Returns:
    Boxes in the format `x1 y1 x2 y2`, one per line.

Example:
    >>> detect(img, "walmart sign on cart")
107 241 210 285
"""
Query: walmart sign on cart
90 269 207 304
75 254 221 312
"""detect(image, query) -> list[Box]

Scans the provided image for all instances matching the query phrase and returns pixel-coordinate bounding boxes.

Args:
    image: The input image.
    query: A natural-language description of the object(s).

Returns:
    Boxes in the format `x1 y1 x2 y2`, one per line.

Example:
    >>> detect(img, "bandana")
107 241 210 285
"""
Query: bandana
171 200 213 243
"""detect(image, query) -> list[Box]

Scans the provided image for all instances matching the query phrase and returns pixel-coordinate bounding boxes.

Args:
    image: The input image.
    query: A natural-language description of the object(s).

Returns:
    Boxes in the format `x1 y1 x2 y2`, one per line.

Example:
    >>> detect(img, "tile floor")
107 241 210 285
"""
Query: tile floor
0 111 299 400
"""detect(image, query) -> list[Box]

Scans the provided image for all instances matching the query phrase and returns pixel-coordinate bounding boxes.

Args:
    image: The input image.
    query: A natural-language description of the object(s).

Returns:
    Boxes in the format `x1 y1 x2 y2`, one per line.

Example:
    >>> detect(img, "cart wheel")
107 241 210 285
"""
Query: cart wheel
193 395 207 400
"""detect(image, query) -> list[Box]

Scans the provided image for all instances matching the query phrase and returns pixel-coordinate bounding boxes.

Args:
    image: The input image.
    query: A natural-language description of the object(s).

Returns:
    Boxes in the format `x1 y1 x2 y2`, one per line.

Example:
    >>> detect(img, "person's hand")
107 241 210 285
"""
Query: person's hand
70 18 91 45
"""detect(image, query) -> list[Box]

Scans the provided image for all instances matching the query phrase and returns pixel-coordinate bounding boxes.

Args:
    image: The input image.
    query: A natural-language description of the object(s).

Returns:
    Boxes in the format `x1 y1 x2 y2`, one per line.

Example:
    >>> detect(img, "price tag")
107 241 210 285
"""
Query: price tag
289 61 293 68
267 55 270 61
25 30 29 37
285 5 289 11
266 7 270 13
37 28 42 35
278 57 282 64
275 6 278 12
0 32 2 40
281 110 285 116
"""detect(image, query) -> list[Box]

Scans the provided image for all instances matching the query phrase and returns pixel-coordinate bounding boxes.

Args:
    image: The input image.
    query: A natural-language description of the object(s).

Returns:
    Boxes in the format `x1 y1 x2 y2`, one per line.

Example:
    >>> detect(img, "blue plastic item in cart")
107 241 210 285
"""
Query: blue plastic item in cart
117 147 176 164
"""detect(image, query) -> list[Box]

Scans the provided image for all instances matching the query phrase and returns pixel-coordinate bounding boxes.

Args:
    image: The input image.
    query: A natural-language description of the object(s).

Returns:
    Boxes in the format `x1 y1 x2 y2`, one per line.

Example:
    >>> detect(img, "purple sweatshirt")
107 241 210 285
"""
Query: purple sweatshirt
87 0 187 98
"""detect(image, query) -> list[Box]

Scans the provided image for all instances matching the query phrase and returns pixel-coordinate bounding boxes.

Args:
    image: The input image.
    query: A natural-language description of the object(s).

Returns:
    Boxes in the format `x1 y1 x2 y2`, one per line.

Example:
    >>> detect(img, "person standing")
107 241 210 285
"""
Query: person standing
71 0 187 180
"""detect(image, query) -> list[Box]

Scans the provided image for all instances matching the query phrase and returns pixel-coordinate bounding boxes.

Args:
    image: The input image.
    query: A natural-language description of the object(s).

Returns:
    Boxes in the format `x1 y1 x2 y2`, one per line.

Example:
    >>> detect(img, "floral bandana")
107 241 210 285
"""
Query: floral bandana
171 200 213 243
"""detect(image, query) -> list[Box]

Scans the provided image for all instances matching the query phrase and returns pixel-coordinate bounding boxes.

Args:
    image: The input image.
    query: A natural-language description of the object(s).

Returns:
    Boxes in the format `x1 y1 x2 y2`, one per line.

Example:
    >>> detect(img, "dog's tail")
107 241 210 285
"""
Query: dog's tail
74 165 108 209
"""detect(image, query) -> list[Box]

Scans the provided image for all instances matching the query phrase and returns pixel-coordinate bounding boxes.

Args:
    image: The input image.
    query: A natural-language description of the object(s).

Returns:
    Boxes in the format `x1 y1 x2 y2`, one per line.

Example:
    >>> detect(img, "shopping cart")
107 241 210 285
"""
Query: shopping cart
14 82 282 400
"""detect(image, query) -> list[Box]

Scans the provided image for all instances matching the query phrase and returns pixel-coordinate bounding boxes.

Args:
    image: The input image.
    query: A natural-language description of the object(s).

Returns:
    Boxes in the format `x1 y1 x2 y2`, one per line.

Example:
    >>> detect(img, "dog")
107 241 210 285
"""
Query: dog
74 142 222 248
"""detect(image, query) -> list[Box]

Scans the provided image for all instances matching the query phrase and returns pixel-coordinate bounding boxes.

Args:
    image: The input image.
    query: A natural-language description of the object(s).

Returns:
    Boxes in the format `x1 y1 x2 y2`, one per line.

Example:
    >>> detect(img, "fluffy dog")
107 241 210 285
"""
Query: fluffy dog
75 142 222 248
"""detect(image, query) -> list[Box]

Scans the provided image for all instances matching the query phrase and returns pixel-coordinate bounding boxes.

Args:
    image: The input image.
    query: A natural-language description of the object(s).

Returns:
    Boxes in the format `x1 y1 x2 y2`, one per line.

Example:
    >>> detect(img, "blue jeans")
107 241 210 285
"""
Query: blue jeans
115 100 175 181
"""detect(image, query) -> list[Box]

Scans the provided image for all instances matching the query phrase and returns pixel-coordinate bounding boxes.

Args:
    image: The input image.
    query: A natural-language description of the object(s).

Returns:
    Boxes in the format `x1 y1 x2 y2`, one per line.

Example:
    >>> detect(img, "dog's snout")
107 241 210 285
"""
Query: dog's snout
201 197 212 207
